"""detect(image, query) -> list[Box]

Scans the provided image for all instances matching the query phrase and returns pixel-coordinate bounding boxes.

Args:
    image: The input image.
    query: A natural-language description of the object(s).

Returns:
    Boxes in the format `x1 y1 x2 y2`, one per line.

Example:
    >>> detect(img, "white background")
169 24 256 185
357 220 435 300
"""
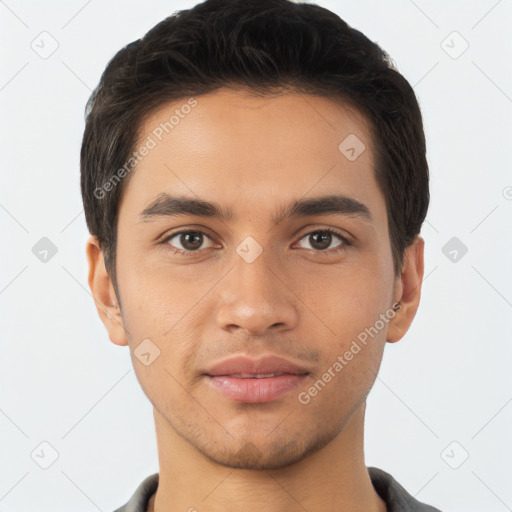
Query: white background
1 0 511 510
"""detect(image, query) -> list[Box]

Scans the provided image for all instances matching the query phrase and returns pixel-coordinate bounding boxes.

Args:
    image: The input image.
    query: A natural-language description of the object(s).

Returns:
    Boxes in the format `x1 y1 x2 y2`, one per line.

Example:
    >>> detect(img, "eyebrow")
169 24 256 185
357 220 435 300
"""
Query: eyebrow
138 193 373 224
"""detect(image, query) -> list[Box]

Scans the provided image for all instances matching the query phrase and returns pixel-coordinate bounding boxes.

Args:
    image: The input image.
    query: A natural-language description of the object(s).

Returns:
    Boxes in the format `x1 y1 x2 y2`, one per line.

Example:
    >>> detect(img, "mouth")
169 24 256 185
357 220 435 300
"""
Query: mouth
204 354 311 403
227 372 287 378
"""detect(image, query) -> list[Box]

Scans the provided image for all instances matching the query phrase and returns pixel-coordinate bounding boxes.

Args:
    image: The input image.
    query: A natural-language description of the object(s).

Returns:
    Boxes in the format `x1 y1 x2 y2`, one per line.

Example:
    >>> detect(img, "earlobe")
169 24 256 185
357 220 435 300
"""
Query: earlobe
85 235 129 347
386 235 425 344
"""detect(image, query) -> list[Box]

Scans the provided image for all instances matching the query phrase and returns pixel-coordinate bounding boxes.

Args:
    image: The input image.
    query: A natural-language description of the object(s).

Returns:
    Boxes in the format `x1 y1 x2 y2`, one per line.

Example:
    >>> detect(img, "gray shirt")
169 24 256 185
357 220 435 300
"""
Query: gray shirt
114 466 442 511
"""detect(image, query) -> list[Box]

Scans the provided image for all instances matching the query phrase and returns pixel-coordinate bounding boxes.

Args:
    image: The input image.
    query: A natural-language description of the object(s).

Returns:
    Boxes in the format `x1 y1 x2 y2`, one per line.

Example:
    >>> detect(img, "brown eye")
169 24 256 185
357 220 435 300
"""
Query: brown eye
309 231 332 250
163 230 215 255
178 232 204 251
296 229 350 253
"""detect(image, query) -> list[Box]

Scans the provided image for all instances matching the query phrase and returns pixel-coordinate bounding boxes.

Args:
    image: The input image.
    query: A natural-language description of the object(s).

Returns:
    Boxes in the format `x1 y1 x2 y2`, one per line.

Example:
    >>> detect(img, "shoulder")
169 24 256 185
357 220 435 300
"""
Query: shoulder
113 473 159 512
368 466 443 511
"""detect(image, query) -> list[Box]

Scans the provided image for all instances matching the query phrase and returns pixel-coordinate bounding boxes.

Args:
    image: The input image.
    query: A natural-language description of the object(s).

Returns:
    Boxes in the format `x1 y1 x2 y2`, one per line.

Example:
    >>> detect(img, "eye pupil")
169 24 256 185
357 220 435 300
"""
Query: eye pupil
181 232 203 250
310 231 332 250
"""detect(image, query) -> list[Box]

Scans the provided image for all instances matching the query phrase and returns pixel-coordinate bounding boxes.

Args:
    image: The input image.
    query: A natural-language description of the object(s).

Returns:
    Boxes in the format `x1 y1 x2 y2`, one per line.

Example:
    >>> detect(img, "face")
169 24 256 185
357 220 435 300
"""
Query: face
87 88 423 470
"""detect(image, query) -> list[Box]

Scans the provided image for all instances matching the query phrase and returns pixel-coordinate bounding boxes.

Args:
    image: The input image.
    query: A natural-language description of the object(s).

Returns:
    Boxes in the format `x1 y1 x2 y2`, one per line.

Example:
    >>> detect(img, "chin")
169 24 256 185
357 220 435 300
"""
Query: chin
198 432 333 471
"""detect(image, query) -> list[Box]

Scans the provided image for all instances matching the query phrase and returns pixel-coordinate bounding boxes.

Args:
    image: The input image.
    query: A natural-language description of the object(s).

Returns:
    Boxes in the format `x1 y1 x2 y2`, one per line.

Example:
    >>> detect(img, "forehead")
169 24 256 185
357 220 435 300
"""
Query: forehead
119 88 385 227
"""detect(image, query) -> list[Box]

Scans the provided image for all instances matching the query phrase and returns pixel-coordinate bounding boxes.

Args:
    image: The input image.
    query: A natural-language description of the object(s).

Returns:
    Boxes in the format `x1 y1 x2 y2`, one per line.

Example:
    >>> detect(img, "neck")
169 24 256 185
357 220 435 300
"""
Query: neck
149 402 386 512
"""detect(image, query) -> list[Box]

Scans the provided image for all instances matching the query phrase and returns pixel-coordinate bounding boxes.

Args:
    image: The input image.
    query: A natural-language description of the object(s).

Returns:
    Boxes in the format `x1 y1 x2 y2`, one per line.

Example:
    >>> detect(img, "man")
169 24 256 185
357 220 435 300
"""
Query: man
81 0 441 510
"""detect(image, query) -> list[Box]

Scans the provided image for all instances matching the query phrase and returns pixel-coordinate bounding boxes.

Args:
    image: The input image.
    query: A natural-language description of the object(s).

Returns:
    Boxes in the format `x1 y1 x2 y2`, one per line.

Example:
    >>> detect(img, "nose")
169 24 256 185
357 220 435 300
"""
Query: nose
215 249 299 336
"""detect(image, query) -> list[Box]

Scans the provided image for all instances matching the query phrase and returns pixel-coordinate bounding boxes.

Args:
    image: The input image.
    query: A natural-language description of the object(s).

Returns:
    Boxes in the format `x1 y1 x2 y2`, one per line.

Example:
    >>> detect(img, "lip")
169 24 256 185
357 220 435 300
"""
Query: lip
205 354 311 376
204 354 310 403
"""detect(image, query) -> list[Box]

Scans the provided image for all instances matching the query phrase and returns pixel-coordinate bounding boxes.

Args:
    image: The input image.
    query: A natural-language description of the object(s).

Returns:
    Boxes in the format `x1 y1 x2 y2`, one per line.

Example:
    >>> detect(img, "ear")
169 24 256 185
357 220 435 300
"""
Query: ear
386 235 425 344
85 235 128 346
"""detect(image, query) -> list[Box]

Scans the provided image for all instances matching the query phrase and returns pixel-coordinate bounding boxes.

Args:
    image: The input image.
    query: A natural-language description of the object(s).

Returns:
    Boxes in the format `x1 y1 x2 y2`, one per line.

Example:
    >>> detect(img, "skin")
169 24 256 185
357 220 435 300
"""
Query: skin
86 88 424 512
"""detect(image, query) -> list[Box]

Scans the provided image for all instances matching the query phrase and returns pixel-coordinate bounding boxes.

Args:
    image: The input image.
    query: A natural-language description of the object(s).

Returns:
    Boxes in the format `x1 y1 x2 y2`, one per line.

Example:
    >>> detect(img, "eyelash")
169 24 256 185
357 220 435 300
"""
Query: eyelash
161 228 352 257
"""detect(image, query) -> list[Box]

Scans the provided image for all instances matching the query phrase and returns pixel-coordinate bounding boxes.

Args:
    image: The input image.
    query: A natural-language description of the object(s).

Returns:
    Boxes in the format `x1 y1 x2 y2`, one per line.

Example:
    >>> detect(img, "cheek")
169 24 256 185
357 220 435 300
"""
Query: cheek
299 262 392 338
292 258 392 399
126 316 201 413
117 271 202 390
296 336 384 428
117 249 197 333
